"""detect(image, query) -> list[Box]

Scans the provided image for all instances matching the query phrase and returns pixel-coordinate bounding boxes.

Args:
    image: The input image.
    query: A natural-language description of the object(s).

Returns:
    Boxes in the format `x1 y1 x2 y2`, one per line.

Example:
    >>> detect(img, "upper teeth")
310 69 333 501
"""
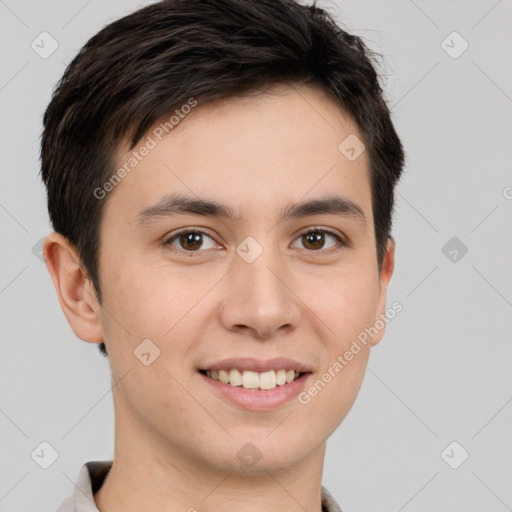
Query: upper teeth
206 369 301 390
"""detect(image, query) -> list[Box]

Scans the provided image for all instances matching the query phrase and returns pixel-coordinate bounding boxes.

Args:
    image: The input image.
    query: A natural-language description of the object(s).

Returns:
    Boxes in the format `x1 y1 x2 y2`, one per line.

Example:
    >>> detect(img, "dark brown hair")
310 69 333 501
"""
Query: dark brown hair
40 0 405 357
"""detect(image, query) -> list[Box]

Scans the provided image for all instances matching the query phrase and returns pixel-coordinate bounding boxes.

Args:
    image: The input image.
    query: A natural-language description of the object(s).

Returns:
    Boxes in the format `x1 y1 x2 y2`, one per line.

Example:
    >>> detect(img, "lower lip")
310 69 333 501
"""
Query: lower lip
198 371 311 411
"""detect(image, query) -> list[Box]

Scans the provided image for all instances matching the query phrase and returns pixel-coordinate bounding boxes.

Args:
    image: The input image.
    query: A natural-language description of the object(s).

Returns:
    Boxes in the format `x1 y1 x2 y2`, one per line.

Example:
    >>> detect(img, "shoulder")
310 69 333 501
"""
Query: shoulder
55 494 74 512
321 485 344 512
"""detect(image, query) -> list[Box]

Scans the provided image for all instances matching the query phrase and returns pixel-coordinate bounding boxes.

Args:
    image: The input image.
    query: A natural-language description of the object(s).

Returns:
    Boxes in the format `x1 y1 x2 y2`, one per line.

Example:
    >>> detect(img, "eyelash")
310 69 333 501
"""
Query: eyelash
163 226 348 256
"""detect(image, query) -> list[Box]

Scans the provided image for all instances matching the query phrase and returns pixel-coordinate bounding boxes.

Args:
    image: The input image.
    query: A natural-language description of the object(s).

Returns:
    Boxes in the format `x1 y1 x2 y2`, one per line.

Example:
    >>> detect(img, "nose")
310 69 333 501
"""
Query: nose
218 249 301 340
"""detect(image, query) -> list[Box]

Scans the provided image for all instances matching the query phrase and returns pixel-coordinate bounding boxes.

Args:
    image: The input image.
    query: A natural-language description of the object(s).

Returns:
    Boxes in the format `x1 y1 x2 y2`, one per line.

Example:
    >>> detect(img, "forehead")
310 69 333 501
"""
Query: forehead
104 84 372 226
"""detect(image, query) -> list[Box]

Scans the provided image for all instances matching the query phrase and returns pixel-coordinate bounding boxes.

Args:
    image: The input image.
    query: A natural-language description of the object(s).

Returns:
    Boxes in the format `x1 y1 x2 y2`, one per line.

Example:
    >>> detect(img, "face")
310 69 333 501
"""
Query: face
79 84 394 474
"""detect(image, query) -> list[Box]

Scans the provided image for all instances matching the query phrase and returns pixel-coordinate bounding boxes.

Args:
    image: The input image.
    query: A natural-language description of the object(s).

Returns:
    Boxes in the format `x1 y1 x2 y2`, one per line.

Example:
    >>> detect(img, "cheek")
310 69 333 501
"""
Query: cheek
309 262 378 424
312 263 380 345
100 255 178 332
298 345 370 441
100 257 220 366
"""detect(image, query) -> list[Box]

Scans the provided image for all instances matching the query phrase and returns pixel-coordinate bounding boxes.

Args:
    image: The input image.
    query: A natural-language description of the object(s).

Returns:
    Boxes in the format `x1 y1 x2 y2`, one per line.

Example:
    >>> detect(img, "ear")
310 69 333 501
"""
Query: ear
370 237 395 347
43 232 104 344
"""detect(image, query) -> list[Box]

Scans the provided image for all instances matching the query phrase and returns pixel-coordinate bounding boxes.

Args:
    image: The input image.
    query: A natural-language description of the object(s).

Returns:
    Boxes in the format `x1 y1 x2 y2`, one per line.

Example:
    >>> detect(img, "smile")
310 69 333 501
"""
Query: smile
199 368 303 390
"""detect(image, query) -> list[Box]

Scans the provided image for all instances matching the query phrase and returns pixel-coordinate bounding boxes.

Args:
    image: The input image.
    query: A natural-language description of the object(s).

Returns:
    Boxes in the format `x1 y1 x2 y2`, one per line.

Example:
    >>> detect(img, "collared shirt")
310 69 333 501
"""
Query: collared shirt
56 460 343 512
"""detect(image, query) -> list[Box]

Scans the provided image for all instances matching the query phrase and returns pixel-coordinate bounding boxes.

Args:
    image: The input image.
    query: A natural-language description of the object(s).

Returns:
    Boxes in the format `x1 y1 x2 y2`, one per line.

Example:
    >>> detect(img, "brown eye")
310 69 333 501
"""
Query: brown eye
165 230 216 252
301 231 326 250
293 228 346 252
178 232 203 251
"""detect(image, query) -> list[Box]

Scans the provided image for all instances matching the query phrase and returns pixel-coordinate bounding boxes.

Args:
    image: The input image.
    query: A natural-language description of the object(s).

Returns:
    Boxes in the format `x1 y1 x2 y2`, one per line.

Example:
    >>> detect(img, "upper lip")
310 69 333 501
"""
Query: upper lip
199 357 313 373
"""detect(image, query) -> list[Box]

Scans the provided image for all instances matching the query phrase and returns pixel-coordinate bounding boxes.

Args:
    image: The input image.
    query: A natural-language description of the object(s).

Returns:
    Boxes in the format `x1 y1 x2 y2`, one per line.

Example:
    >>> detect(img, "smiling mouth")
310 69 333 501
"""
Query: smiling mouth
199 368 306 390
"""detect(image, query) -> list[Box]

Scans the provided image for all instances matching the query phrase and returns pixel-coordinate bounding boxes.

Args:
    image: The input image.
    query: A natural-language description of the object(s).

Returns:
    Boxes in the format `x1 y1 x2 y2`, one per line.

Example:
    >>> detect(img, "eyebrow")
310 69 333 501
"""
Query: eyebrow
135 193 366 228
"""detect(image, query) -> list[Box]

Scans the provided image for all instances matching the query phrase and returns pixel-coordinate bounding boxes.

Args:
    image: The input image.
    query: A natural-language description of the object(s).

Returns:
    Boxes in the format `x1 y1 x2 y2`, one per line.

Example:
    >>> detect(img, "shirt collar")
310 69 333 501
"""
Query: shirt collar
57 460 343 512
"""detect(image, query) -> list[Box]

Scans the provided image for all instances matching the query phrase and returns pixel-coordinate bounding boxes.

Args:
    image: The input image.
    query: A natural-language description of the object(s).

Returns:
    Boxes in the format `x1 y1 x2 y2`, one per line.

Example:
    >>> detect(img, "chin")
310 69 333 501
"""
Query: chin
200 431 322 475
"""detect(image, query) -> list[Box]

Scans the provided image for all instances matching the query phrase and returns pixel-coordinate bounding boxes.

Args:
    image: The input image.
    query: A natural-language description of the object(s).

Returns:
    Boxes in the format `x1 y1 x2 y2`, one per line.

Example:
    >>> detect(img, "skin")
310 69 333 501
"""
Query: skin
44 83 394 512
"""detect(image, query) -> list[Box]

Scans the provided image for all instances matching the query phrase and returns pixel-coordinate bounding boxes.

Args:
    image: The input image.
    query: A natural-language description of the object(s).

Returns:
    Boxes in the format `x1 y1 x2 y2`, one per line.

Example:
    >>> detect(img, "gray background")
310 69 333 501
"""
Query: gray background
1 0 511 510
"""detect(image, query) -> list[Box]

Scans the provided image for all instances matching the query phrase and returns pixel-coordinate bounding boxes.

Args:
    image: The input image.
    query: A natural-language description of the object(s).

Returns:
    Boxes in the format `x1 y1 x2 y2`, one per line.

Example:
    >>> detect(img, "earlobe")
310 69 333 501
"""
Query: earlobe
370 237 395 347
43 232 104 344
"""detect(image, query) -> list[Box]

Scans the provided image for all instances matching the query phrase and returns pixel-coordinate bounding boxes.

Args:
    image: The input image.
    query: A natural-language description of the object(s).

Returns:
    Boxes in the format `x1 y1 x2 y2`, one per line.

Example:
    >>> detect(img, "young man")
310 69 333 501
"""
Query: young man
41 0 405 510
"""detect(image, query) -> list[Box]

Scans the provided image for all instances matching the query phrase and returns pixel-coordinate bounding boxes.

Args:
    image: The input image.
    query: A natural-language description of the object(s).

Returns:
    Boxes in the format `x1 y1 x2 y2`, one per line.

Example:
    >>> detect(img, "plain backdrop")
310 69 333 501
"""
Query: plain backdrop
0 1 511 511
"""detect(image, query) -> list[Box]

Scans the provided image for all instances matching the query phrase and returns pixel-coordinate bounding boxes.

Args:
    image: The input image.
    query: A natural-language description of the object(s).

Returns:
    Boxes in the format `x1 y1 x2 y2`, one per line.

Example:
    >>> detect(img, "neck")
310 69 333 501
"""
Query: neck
94 400 326 512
